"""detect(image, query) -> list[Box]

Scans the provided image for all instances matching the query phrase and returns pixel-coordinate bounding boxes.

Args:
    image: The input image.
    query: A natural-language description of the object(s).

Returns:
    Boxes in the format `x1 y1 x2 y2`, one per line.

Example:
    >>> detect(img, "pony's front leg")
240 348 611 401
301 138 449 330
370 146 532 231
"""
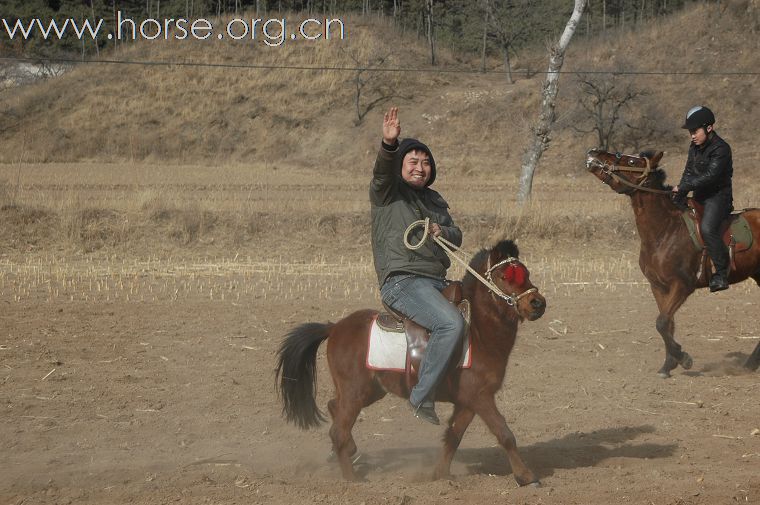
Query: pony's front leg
475 396 539 487
655 314 692 377
433 404 475 480
651 283 693 378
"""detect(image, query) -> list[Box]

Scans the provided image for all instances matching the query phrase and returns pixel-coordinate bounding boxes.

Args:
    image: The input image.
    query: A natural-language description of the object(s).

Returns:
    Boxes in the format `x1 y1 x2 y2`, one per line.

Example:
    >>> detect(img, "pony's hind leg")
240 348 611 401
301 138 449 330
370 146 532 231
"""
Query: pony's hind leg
326 399 357 461
327 397 363 481
433 404 475 480
327 382 386 480
745 341 760 371
475 396 539 487
746 274 760 371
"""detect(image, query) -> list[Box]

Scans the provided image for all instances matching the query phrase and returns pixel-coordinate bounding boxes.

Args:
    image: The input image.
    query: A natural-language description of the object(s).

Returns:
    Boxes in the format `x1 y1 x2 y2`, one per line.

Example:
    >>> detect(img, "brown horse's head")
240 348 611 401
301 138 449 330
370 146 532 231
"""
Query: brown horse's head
474 240 546 321
586 148 666 195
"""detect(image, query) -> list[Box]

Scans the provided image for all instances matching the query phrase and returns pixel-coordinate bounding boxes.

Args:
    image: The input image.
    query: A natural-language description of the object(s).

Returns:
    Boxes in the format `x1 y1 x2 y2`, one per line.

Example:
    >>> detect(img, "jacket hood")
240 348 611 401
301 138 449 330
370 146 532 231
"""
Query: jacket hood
397 138 436 187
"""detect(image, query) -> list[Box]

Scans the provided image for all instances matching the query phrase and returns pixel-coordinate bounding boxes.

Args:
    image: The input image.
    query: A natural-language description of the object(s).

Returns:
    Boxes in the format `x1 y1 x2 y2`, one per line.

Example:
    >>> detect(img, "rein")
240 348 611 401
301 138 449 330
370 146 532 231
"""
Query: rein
403 218 537 306
587 156 671 195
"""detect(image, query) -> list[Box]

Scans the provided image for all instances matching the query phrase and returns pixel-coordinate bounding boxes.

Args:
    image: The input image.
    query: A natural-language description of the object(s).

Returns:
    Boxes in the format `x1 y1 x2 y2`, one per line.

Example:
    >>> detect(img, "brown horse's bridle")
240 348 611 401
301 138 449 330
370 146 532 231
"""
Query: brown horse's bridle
484 256 538 306
405 218 539 308
586 154 670 195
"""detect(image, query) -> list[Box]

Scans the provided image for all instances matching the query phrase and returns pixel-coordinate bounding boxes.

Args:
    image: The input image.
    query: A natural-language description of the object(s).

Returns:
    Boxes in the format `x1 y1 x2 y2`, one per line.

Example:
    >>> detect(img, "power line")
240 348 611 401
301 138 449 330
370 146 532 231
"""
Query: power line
2 55 760 76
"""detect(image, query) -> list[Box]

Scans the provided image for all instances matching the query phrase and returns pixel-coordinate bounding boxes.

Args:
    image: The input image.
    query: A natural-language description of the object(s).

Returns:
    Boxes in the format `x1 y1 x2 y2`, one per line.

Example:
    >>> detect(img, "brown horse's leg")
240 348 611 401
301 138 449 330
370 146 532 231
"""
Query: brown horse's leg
433 403 475 480
475 396 538 487
327 380 386 480
745 341 760 371
745 274 760 371
327 396 364 481
327 399 357 460
651 283 694 378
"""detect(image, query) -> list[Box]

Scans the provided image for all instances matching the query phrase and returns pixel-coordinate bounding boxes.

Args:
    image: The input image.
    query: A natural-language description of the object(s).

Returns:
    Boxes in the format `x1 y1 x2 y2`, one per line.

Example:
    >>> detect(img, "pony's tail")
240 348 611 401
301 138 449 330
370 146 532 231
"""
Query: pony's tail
275 322 332 429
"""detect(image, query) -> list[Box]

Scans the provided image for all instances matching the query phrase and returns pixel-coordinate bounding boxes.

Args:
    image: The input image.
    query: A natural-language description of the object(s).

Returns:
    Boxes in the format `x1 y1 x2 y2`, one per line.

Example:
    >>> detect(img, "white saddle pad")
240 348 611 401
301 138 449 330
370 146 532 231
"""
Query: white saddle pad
366 316 471 371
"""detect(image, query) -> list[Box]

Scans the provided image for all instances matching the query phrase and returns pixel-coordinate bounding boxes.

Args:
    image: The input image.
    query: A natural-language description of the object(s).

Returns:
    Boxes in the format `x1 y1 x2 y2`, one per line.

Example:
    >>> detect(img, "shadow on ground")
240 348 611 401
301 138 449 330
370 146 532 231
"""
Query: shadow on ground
349 424 676 480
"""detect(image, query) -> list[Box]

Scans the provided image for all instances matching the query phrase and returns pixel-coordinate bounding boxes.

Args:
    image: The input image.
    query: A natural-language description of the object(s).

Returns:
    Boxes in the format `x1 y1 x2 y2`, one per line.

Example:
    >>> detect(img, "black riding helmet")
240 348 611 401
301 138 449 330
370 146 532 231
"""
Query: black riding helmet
682 105 715 130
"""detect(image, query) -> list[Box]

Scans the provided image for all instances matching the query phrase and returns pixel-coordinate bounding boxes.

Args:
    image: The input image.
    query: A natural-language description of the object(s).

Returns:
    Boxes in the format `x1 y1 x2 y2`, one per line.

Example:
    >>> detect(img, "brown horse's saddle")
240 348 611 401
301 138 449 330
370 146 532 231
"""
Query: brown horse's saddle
681 202 756 280
376 281 470 385
681 203 754 253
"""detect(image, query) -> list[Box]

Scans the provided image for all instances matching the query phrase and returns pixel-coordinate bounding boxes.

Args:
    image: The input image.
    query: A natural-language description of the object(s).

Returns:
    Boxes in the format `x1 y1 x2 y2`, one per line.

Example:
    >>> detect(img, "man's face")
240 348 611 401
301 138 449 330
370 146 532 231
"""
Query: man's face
689 125 712 146
401 149 432 189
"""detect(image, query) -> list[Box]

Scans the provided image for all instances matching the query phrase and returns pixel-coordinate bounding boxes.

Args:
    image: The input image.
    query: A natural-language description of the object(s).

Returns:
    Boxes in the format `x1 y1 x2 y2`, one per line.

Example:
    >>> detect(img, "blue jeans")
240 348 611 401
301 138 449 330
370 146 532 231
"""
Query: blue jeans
380 274 466 407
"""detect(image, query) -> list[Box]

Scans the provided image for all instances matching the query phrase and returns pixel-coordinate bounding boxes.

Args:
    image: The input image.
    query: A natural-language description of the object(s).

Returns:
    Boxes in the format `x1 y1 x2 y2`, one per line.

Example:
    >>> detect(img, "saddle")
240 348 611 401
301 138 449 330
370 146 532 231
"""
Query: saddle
376 281 470 390
681 200 755 282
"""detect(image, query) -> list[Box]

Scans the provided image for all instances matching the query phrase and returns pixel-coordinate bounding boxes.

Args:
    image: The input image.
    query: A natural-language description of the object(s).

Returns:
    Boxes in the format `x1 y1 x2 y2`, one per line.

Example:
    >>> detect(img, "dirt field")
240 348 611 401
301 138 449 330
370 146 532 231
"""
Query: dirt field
2 255 759 505
1 165 760 505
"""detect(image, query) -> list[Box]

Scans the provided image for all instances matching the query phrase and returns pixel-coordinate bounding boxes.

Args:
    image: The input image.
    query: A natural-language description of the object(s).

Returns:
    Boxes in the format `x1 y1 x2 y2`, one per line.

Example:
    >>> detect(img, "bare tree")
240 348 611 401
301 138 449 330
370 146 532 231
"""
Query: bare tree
485 0 533 84
343 49 397 125
0 63 20 134
480 0 489 73
425 0 436 65
573 73 644 150
517 0 587 204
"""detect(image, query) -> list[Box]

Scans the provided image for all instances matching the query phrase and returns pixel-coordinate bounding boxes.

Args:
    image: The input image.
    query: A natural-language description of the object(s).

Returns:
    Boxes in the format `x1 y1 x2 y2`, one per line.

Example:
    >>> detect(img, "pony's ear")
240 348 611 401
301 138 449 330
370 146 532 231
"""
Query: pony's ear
639 150 664 168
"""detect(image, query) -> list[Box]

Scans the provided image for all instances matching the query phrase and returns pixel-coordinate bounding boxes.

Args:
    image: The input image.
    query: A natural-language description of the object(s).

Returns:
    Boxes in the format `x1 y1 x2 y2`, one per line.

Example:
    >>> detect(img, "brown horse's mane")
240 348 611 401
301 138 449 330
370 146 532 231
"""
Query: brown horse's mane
462 239 520 288
637 150 672 192
646 168 672 191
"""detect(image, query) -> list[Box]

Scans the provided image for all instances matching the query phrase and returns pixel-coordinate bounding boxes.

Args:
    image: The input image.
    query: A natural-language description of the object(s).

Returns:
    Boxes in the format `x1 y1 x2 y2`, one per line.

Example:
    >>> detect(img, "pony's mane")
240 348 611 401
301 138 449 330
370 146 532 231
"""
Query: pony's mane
638 150 673 191
463 239 520 284
647 168 672 191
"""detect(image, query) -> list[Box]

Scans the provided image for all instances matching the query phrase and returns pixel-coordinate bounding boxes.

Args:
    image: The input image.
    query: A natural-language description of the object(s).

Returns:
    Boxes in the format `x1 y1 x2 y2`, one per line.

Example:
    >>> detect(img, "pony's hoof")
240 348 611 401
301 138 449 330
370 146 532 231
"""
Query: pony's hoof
327 449 360 463
680 352 693 370
657 371 671 379
516 476 540 487
343 474 366 483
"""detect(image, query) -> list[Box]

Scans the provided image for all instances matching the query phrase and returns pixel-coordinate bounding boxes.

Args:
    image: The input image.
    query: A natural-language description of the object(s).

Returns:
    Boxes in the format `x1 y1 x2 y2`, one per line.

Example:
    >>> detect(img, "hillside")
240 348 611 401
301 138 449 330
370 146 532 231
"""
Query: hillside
0 3 759 173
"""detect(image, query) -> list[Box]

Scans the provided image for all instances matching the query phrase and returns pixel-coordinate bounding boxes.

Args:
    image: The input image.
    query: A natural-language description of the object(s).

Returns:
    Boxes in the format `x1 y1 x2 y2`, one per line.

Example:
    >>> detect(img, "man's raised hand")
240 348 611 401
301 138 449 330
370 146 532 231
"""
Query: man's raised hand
383 107 400 146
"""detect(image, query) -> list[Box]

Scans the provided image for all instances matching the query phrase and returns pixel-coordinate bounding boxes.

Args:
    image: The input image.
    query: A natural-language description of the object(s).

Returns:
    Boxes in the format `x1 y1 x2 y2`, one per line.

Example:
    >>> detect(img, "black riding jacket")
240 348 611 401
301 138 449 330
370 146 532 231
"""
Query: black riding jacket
677 132 733 201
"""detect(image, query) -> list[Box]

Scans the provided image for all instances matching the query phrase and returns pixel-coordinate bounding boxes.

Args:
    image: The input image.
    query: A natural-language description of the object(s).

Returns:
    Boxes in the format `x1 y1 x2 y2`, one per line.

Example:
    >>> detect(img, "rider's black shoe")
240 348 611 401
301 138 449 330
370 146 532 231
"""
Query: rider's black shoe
709 273 729 292
409 399 440 425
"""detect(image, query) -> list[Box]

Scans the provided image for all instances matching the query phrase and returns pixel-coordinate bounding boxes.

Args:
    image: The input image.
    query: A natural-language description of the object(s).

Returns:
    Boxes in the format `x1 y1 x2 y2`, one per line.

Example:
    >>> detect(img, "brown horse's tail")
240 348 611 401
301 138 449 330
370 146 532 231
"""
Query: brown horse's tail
275 322 332 429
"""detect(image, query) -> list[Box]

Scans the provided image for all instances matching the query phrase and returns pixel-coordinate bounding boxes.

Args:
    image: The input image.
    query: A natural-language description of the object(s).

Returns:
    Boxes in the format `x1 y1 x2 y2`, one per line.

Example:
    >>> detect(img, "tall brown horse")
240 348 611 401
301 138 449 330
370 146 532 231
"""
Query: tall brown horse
275 240 546 485
586 148 760 377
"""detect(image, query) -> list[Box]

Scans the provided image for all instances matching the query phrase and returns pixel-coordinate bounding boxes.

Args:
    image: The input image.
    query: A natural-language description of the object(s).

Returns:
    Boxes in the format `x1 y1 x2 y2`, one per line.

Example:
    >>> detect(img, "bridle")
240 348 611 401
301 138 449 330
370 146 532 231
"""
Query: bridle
404 219 538 307
586 152 671 195
484 256 538 306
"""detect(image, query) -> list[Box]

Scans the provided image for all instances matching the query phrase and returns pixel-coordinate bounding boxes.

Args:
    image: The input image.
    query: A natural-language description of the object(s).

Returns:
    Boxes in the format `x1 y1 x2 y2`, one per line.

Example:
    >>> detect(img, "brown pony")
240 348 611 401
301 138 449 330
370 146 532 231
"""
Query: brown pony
275 240 546 485
586 148 760 377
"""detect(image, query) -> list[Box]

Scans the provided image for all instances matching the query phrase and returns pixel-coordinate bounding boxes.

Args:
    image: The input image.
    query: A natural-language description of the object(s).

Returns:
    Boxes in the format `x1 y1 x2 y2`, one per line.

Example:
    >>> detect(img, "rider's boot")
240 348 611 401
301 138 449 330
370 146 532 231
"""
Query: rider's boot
409 398 440 425
709 269 729 292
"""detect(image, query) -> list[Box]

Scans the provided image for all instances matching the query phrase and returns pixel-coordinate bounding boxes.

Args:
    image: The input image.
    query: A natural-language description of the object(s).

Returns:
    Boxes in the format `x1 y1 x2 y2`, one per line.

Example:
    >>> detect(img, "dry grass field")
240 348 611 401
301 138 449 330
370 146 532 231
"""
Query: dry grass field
2 2 760 504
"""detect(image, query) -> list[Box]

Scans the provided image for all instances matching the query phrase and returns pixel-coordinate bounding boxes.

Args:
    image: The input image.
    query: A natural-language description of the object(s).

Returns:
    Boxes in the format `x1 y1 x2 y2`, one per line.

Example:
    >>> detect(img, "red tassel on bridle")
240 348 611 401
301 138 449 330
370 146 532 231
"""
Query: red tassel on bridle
503 264 526 287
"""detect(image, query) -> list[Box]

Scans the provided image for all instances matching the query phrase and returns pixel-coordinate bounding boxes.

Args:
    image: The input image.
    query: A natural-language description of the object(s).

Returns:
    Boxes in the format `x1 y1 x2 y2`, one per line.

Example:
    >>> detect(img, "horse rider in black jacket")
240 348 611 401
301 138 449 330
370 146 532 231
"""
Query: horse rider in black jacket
672 106 733 292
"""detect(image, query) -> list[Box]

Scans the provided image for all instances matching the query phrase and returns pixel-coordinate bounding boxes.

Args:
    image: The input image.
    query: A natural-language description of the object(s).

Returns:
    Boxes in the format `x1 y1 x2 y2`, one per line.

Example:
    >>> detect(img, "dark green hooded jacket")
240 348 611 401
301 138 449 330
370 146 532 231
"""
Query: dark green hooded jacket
370 138 463 287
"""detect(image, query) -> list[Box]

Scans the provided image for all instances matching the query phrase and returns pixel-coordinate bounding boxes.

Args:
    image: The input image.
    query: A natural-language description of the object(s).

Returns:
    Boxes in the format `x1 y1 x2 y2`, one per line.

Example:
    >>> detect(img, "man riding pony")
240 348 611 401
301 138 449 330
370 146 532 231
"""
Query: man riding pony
370 107 465 425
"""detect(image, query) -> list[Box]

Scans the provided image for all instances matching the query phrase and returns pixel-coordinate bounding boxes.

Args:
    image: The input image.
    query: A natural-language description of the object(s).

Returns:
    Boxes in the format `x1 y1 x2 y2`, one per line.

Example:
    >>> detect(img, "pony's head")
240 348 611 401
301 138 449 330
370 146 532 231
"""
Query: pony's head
586 148 668 195
468 240 546 321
